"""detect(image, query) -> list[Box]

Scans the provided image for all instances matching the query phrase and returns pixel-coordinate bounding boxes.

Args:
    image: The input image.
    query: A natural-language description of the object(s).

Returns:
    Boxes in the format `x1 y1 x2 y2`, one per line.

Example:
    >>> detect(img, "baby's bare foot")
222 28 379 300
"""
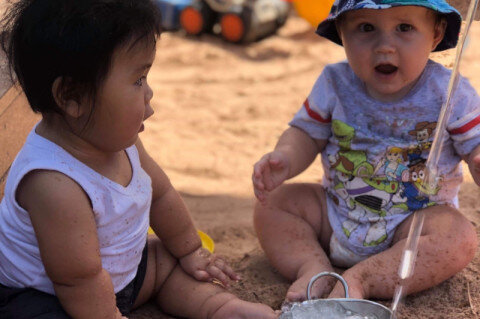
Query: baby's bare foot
328 273 365 299
211 298 277 319
285 261 335 302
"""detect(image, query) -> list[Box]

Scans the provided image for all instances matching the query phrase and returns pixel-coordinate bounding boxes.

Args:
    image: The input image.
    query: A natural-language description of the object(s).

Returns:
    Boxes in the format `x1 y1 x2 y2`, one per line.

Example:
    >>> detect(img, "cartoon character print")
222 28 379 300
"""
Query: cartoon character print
329 120 399 247
373 147 408 181
407 121 437 162
393 159 440 211
328 120 441 248
390 120 440 211
333 171 401 246
329 120 374 177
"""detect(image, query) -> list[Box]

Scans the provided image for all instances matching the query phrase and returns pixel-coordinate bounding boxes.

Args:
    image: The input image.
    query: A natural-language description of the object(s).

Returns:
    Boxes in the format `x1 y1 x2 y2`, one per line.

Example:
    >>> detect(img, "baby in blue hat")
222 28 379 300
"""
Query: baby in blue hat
253 0 480 303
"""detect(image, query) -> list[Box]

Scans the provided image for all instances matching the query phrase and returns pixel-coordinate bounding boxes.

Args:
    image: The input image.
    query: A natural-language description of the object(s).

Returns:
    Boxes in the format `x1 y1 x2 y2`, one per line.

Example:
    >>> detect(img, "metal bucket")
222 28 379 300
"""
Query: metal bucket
279 272 394 319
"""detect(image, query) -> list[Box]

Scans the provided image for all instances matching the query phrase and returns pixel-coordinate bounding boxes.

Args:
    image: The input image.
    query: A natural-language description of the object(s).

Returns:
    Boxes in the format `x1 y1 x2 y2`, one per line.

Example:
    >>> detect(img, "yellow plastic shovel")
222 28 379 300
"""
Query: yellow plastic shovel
148 227 215 253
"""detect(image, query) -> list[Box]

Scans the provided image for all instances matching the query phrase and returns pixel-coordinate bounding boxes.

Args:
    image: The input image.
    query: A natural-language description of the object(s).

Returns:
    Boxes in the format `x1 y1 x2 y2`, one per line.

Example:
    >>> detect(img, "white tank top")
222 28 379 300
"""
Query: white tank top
0 125 152 294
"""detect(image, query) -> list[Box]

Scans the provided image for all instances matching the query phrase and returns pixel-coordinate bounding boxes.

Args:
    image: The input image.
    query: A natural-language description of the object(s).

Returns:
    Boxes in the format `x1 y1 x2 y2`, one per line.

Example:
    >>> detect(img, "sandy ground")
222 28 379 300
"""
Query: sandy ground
128 14 480 319
1 6 480 319
0 50 11 97
0 2 13 97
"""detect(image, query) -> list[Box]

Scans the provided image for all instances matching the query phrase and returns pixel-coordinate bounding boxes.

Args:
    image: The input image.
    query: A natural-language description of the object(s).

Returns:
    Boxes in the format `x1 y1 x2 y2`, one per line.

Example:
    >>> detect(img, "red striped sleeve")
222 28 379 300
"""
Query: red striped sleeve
449 114 480 135
303 99 331 123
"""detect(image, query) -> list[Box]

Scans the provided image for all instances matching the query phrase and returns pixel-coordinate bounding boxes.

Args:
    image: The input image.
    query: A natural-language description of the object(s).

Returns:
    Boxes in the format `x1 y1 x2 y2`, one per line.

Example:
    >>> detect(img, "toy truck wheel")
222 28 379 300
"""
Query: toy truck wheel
220 13 246 43
180 2 215 35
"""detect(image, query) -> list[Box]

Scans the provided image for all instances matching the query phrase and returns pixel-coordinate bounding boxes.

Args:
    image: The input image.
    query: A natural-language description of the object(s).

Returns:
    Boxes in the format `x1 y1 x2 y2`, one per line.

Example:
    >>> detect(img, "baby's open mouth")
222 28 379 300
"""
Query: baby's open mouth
375 64 398 75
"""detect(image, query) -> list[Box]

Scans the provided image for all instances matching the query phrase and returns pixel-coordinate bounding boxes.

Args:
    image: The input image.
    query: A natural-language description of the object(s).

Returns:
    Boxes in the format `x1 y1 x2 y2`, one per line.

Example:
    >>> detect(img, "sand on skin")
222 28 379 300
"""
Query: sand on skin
125 12 480 319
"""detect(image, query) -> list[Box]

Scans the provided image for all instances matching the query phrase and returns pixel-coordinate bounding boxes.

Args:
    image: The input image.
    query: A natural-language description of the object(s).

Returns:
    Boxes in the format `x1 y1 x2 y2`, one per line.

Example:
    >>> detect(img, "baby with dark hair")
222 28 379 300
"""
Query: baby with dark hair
0 1 276 318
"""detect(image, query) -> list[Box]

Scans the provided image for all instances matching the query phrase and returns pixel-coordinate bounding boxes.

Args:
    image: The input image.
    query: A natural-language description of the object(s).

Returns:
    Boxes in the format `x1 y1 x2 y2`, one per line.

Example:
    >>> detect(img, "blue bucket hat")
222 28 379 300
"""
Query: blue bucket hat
316 0 462 51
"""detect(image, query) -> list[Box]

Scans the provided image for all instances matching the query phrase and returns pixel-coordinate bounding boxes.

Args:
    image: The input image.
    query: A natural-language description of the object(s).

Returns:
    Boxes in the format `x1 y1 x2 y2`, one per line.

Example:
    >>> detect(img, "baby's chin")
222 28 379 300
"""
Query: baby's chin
365 84 413 102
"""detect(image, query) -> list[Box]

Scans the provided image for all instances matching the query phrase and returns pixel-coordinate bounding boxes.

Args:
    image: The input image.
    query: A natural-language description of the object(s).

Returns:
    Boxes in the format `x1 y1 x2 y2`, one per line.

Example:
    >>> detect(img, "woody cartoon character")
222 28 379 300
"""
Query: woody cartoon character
407 121 437 162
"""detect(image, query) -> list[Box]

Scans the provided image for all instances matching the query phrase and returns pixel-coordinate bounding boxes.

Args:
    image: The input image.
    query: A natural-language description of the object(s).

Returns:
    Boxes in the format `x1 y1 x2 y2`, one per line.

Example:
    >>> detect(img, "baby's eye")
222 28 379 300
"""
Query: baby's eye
397 24 413 32
418 171 425 180
359 23 374 32
135 76 146 86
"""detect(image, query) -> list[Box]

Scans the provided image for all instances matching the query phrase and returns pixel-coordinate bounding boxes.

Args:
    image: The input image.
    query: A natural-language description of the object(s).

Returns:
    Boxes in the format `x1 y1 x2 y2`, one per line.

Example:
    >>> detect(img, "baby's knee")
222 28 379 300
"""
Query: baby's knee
452 217 478 265
253 184 304 226
253 184 289 220
435 212 478 270
254 183 323 213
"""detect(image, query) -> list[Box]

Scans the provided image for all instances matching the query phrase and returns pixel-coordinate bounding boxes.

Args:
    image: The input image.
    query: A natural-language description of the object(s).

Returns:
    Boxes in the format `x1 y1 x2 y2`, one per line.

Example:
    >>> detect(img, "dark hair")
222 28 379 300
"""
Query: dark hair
0 0 162 115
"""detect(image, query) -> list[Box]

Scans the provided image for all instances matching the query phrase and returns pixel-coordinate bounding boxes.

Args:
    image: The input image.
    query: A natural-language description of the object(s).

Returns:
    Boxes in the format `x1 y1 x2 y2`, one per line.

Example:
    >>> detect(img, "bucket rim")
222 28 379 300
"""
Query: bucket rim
292 297 393 312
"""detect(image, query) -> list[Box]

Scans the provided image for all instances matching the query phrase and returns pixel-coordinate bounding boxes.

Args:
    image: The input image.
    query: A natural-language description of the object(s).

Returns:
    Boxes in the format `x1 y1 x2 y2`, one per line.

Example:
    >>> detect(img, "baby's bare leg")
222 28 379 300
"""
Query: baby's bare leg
328 205 478 300
254 183 335 302
157 266 276 319
133 236 276 319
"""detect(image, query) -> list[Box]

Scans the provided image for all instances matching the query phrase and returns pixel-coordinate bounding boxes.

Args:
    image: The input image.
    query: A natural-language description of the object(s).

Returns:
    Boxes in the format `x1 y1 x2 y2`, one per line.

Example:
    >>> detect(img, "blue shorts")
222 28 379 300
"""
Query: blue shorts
0 243 148 318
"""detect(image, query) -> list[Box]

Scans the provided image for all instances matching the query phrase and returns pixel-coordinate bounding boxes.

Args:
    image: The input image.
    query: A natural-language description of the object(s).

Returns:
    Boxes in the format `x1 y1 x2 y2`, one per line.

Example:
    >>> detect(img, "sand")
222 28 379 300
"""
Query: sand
1 7 480 319
128 14 480 319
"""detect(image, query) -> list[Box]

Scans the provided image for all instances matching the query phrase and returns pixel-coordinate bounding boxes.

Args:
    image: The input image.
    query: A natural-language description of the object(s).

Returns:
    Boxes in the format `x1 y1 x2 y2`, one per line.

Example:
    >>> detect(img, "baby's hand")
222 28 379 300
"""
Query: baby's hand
252 151 290 203
179 247 240 287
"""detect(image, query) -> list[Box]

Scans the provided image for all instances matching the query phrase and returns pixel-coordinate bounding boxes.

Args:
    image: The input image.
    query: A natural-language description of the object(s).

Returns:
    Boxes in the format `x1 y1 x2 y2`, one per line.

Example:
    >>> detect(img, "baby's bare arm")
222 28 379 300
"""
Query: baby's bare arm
252 127 327 203
17 170 123 319
136 139 240 286
463 144 480 186
274 126 327 178
135 139 201 258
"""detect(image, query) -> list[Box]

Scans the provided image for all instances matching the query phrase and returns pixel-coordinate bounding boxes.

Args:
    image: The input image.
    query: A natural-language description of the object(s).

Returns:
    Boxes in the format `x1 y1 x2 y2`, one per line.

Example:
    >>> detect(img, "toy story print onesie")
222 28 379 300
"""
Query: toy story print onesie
289 60 480 261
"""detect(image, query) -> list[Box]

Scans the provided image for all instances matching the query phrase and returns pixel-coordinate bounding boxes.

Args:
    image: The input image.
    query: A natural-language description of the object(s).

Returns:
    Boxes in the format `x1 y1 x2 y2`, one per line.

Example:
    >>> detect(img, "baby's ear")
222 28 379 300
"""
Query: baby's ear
432 17 447 51
51 76 85 119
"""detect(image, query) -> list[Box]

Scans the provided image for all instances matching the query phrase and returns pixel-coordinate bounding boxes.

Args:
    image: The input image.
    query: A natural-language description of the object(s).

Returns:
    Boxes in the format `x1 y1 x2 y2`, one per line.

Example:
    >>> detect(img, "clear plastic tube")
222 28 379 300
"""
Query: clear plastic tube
426 0 480 181
390 1 480 317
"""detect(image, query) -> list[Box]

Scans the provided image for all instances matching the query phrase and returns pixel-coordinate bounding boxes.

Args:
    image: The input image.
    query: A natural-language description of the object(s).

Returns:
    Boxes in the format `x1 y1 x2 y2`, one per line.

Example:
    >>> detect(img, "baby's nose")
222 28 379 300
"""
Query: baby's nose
374 32 396 54
145 82 154 103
